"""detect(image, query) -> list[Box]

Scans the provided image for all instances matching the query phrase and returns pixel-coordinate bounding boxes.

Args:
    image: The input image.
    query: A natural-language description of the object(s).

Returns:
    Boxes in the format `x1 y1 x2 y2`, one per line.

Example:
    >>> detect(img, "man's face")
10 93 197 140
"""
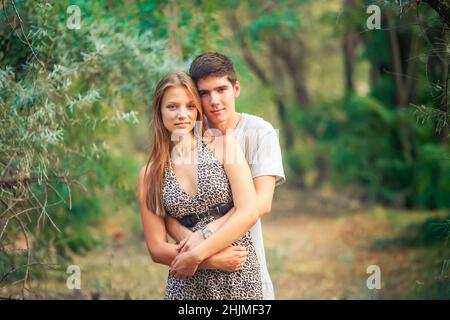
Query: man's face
196 75 240 128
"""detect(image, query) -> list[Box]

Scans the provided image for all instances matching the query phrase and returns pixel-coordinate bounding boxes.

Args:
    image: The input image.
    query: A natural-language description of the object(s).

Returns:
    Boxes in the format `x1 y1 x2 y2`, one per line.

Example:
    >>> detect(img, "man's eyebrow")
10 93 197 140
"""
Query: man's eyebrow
216 85 228 89
198 85 228 92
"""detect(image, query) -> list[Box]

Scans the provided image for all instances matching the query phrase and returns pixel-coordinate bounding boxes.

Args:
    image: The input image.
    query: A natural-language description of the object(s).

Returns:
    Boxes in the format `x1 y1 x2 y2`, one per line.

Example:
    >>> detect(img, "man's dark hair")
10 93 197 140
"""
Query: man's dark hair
189 52 237 85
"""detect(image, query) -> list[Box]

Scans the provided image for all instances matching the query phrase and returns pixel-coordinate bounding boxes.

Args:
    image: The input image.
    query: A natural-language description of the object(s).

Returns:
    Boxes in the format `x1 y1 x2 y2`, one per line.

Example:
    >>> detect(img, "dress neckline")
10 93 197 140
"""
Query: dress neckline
168 139 202 199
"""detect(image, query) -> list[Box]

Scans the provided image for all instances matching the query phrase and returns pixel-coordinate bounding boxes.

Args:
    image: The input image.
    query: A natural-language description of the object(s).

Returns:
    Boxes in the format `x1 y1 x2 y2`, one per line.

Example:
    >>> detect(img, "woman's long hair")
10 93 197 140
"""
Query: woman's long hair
145 72 204 216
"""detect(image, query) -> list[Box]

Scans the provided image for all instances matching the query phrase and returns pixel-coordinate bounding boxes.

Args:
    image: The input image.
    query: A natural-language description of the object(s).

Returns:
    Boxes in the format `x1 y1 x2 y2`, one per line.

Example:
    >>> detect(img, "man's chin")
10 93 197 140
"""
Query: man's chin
208 113 227 122
207 117 225 128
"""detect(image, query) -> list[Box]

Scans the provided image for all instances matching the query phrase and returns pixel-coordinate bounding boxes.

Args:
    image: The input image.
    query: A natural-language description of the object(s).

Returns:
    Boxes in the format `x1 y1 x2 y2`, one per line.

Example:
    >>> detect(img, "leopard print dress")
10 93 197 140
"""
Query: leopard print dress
162 139 263 300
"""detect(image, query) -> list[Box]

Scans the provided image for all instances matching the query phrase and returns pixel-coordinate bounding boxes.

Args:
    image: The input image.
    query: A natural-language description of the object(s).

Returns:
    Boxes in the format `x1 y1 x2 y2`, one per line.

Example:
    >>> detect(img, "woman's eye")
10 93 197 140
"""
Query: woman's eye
187 105 195 109
167 105 175 110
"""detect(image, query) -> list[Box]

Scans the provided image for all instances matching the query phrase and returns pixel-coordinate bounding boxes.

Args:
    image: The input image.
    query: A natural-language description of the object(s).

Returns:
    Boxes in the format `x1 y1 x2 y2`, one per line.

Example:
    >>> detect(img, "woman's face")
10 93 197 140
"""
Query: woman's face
160 85 198 136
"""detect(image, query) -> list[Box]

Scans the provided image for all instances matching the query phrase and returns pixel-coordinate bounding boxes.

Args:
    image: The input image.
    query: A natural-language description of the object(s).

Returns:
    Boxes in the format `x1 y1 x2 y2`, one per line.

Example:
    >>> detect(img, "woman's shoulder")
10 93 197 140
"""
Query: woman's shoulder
202 135 238 152
139 164 150 177
138 164 152 186
202 135 242 165
202 134 238 149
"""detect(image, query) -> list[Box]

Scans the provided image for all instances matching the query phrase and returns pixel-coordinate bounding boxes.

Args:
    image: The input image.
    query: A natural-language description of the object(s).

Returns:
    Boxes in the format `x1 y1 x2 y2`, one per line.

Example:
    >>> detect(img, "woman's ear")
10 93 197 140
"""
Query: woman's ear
234 81 240 97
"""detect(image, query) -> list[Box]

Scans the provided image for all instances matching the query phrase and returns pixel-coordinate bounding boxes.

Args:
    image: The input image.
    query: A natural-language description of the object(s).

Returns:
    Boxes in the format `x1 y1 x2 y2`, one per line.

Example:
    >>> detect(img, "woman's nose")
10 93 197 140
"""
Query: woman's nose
177 106 188 118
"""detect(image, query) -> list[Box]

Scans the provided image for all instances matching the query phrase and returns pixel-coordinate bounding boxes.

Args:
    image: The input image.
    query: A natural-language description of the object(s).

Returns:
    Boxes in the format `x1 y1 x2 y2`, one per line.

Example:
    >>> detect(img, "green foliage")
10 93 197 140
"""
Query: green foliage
0 0 449 299
288 94 450 208
371 214 450 249
136 0 225 59
0 0 175 294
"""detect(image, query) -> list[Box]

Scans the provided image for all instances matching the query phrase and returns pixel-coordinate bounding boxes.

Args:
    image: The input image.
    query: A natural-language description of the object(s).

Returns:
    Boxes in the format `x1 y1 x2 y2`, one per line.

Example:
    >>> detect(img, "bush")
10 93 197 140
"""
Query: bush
0 0 176 296
287 94 450 208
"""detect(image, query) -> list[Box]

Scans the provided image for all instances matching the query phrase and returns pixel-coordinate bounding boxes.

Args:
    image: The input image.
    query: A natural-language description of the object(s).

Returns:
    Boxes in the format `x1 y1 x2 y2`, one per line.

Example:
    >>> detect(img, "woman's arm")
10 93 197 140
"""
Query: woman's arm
169 136 259 276
138 166 246 275
138 166 179 266
165 208 235 253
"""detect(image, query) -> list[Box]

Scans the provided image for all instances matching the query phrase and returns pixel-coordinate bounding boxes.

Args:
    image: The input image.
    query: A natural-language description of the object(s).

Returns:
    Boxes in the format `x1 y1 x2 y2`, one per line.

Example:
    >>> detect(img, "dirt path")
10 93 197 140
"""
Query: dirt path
264 187 446 299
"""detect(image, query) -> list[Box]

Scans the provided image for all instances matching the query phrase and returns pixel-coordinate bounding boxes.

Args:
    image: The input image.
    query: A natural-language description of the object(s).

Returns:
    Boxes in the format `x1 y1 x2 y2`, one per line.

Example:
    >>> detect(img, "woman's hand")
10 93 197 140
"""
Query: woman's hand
169 250 202 279
210 245 248 272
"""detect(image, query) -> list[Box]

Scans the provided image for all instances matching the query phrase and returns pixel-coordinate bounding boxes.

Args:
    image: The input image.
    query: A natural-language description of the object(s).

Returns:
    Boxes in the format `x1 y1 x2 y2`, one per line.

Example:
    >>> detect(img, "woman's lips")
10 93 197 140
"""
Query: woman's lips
175 122 190 127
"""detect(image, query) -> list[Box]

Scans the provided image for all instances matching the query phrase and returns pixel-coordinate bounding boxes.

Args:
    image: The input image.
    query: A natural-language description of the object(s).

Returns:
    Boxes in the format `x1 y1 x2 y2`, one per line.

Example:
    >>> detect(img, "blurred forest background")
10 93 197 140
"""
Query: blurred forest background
0 0 449 299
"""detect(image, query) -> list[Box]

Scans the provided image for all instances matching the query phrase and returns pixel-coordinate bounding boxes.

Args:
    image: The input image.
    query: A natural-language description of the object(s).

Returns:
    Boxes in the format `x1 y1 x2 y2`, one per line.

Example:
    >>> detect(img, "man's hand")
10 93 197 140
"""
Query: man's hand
177 230 204 253
209 245 248 272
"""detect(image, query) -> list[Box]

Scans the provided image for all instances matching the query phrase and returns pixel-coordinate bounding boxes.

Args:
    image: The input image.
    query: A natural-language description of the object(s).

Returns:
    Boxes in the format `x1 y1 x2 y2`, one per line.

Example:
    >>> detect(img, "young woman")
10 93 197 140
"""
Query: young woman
137 72 263 299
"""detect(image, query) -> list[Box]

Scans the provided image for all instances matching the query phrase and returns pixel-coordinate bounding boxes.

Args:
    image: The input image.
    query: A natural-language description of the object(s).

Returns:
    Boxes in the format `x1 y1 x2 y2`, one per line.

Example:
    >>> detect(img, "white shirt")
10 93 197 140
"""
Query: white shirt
207 113 285 299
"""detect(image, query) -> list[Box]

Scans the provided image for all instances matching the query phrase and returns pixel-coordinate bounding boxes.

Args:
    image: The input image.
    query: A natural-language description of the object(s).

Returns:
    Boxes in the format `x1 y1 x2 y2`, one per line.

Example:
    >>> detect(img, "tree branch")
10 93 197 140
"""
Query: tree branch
9 0 45 68
228 11 271 86
0 175 68 187
422 0 450 27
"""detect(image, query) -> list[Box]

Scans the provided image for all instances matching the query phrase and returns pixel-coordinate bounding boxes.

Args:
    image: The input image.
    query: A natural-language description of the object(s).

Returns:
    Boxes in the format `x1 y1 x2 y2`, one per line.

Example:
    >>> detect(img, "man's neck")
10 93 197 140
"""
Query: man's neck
213 112 241 135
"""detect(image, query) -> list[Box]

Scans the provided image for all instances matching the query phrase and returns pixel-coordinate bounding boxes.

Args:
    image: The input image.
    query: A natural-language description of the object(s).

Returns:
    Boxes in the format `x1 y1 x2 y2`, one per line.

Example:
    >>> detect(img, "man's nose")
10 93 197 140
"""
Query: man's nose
210 92 220 106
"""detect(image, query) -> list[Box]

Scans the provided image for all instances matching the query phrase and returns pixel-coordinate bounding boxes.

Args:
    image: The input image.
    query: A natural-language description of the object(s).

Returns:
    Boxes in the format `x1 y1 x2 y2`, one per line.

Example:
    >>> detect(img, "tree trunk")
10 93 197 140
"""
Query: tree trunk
163 0 183 63
386 12 422 164
342 0 360 96
342 31 359 96
228 11 295 148
270 36 311 107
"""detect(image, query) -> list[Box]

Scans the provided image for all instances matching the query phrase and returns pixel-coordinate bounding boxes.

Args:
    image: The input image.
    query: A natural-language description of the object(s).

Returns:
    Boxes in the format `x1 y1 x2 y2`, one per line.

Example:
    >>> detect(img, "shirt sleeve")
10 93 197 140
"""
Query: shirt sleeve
248 126 286 186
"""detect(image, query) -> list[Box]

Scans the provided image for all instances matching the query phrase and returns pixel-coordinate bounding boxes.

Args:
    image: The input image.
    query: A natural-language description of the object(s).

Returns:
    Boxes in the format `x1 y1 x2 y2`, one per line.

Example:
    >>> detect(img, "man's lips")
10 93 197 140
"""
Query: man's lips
211 109 224 114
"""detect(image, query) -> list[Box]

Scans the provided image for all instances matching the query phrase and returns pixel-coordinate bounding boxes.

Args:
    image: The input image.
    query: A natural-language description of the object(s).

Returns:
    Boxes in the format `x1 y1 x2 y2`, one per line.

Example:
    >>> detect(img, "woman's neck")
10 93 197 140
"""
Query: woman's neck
170 134 196 158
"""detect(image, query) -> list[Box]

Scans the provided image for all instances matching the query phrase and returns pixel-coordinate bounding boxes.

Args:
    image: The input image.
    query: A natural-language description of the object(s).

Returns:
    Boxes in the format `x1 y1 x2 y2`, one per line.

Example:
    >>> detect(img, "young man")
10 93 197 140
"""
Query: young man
166 52 285 299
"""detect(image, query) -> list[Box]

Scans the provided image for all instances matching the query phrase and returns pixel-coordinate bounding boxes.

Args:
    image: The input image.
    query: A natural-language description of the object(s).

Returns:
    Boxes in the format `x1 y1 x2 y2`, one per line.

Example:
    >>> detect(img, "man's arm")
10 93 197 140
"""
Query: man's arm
165 209 234 244
165 215 191 243
253 176 276 218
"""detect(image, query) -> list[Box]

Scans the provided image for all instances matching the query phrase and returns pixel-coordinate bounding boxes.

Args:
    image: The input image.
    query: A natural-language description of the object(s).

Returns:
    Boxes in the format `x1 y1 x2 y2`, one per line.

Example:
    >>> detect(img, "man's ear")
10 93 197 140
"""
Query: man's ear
234 80 240 97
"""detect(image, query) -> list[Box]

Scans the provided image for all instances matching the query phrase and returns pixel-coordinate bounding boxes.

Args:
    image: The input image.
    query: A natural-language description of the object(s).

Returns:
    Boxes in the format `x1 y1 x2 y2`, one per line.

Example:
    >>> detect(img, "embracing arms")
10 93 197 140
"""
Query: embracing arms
165 175 276 252
137 166 248 274
168 137 264 276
